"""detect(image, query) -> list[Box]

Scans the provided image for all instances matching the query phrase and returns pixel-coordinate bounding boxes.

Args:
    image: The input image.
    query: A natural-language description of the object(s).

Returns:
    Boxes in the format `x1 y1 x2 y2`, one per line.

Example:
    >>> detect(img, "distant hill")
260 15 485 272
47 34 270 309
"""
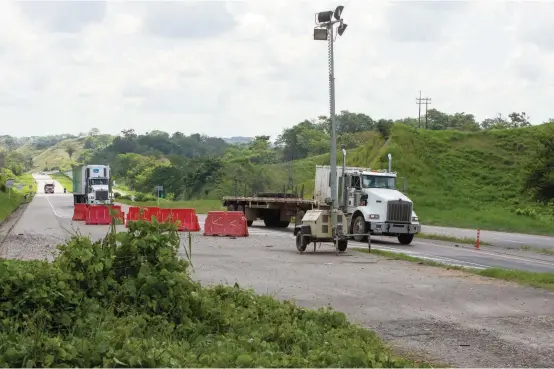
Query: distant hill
223 136 253 145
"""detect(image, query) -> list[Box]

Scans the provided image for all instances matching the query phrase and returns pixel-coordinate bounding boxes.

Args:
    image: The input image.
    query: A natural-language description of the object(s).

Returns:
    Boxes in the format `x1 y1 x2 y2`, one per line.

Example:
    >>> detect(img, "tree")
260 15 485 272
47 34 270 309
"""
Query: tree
65 145 75 160
508 112 531 128
89 128 101 137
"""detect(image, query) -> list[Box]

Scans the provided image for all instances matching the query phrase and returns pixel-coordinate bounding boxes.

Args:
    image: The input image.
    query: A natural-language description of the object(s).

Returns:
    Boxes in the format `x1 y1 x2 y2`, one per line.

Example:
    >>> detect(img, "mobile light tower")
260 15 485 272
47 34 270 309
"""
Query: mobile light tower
314 6 348 244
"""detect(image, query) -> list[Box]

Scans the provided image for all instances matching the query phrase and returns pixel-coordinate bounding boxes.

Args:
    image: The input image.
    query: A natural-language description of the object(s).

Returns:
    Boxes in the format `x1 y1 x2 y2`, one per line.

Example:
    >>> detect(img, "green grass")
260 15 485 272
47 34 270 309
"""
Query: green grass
117 198 224 214
251 124 554 236
0 174 37 222
50 172 73 192
356 248 554 292
32 137 85 171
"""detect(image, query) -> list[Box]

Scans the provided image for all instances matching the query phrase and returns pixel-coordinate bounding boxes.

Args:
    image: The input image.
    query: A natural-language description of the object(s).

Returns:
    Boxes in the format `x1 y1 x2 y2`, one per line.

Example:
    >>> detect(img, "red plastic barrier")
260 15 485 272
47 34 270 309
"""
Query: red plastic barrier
158 208 200 232
86 205 111 225
172 209 201 232
204 211 248 237
125 206 160 227
72 204 87 221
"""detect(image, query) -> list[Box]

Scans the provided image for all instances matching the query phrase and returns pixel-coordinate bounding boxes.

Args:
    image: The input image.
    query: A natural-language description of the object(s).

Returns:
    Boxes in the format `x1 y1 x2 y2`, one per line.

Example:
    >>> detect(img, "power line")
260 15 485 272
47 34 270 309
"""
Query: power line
416 92 431 129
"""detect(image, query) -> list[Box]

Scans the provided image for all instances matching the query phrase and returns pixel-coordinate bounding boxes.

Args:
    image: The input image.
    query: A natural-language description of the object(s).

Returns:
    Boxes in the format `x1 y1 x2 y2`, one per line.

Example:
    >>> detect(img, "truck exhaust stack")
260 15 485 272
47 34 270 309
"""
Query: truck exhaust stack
388 153 392 173
342 147 347 209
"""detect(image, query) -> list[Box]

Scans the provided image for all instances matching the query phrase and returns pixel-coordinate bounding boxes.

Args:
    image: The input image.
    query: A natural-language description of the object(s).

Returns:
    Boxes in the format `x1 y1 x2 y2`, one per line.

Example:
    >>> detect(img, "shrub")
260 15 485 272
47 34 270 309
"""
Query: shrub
113 192 121 198
0 220 427 368
120 194 131 200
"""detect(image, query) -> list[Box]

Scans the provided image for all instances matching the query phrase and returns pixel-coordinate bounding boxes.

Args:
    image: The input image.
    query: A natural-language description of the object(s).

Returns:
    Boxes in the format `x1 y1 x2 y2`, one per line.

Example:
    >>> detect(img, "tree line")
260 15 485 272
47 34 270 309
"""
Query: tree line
2 107 553 202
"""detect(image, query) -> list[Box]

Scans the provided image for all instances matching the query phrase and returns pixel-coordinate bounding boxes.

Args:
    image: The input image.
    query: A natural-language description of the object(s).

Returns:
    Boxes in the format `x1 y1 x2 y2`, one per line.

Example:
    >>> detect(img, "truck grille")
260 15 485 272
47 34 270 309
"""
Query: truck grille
96 190 109 201
387 200 412 223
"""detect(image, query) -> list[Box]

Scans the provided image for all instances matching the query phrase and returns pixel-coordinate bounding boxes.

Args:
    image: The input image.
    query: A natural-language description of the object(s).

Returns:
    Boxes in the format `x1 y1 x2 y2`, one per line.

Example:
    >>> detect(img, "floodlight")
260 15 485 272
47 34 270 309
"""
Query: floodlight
334 6 344 20
337 23 348 36
314 28 328 40
317 10 333 23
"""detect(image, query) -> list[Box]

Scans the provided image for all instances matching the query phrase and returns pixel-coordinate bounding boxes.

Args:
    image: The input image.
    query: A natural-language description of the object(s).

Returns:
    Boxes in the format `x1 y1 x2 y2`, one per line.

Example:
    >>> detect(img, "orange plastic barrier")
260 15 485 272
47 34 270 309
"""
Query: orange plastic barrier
204 211 249 237
125 206 160 227
158 208 200 232
86 205 111 225
72 204 87 221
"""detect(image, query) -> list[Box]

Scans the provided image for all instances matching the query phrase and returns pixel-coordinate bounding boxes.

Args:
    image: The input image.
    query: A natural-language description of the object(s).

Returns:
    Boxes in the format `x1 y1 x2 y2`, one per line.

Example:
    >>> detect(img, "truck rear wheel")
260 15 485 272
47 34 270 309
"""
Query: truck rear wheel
227 204 235 211
247 220 253 227
398 234 414 245
351 214 368 242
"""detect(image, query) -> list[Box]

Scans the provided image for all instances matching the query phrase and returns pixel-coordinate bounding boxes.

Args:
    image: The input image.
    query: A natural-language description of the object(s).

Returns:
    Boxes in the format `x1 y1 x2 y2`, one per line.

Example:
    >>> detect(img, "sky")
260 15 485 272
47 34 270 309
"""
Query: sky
1 0 553 139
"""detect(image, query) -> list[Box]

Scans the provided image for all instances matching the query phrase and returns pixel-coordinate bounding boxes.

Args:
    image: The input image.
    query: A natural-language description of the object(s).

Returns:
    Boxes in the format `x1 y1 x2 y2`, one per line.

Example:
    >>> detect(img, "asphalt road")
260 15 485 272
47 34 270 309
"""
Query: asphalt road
15 174 554 273
1 174 554 367
422 224 554 251
195 214 554 273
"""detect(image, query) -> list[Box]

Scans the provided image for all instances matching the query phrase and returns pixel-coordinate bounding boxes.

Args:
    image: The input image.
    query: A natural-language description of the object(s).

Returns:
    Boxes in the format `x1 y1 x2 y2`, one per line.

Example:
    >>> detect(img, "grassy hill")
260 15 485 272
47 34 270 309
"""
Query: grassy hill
249 124 553 235
32 137 86 171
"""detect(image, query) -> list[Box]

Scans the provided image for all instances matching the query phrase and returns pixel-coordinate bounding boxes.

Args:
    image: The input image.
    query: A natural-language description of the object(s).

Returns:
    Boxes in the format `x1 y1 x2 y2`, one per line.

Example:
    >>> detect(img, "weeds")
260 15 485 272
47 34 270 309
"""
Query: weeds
0 220 427 367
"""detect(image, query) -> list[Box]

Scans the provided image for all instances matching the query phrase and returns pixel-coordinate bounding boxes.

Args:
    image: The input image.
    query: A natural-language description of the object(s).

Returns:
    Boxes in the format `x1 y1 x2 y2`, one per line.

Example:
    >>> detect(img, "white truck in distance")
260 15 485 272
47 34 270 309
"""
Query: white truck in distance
72 164 113 205
314 159 420 245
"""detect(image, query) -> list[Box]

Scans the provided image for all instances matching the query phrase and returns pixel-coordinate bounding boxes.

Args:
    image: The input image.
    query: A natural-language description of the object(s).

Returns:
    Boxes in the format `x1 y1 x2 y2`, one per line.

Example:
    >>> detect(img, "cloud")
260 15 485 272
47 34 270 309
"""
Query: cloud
1 0 554 138
17 0 107 34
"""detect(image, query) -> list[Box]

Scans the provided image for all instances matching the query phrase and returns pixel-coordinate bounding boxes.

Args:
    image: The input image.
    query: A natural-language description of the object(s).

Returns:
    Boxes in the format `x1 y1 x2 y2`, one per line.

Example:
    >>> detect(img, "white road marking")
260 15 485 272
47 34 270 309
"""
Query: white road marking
43 194 73 219
413 239 554 267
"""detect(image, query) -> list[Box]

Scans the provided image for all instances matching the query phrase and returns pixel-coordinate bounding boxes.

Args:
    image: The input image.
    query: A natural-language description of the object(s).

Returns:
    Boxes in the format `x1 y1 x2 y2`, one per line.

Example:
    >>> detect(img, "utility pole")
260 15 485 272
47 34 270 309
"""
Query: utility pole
416 91 422 129
424 97 432 129
416 92 431 129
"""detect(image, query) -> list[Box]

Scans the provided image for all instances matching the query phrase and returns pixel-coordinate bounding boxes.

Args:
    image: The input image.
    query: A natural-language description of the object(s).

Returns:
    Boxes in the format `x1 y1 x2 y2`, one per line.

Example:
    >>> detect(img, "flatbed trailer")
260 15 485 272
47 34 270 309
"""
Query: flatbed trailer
223 193 319 227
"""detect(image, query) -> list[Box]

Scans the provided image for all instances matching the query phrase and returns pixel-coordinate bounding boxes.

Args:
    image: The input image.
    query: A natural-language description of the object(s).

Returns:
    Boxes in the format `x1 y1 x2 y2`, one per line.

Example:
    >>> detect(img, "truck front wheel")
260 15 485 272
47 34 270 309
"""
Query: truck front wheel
398 234 414 245
351 214 368 242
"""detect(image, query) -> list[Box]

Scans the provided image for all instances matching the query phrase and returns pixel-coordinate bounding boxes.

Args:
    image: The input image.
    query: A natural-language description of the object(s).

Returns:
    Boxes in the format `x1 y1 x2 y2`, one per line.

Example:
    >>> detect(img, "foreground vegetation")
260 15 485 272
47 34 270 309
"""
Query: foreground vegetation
357 248 554 292
0 171 36 222
0 220 426 367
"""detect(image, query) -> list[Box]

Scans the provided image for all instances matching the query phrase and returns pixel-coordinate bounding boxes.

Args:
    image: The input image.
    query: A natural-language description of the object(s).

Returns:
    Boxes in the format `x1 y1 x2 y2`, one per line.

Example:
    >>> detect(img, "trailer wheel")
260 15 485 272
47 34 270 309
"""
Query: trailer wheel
237 204 244 212
275 221 290 228
398 234 414 245
337 239 348 252
227 204 236 211
296 232 309 253
352 214 368 242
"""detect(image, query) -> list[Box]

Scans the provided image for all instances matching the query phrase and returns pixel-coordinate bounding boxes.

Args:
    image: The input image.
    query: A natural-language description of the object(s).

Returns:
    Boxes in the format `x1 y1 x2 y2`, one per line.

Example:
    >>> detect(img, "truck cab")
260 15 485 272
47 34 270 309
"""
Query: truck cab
44 182 55 194
86 177 110 204
343 169 420 244
314 163 421 245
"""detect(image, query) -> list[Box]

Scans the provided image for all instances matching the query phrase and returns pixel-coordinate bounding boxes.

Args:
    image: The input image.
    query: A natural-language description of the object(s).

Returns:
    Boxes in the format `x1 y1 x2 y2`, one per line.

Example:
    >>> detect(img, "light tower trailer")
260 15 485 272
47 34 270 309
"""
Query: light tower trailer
295 150 421 254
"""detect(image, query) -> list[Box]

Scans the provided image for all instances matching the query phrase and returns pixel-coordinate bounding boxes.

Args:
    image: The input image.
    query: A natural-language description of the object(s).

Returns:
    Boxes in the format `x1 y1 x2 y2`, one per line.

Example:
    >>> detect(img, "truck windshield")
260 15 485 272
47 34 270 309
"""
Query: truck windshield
89 178 108 185
362 175 396 189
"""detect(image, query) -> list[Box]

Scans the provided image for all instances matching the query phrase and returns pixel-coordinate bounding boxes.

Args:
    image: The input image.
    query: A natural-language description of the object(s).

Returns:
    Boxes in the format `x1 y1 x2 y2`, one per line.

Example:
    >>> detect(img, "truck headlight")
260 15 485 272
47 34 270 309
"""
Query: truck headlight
369 214 379 220
412 216 419 222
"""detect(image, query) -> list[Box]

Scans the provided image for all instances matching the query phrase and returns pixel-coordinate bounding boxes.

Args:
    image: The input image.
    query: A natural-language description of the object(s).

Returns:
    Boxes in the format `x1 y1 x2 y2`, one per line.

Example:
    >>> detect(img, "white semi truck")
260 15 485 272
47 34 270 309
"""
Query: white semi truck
313 153 420 245
223 150 420 246
72 164 113 205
